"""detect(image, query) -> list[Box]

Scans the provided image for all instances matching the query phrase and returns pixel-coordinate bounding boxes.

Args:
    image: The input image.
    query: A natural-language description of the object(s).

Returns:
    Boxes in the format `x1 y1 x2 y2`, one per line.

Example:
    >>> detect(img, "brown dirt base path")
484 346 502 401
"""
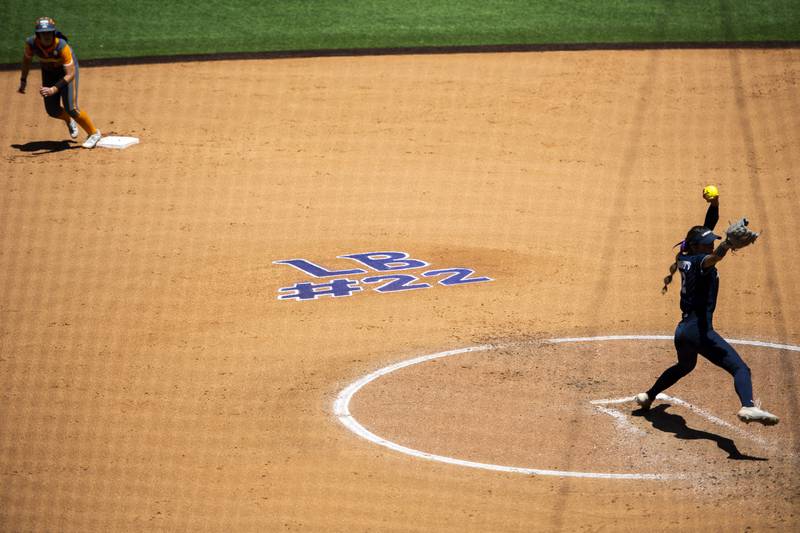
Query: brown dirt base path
1 49 799 532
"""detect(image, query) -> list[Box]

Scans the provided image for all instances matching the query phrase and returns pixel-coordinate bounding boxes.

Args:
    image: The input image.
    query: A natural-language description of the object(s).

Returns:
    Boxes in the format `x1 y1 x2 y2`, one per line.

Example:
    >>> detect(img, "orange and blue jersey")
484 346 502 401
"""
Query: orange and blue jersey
24 34 76 72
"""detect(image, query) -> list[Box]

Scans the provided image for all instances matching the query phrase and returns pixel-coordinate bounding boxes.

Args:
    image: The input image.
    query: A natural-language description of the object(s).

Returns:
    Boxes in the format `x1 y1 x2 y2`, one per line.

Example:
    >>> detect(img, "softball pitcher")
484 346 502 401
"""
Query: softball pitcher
17 17 102 149
635 188 779 426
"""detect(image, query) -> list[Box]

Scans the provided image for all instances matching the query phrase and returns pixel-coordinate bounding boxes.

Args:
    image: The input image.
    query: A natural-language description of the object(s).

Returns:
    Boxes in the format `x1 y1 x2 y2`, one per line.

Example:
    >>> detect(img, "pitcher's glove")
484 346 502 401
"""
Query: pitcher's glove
724 218 759 250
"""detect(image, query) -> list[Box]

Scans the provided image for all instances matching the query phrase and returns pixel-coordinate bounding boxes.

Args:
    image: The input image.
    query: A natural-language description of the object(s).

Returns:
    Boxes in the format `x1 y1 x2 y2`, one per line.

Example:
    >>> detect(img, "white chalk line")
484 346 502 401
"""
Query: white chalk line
551 335 800 353
591 394 770 448
660 394 770 447
593 405 648 436
334 335 797 480
590 396 638 405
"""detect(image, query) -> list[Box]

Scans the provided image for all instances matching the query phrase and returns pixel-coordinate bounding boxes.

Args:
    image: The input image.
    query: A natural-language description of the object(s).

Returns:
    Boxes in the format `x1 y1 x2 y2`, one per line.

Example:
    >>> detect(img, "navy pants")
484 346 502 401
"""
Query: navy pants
647 316 754 407
42 67 81 119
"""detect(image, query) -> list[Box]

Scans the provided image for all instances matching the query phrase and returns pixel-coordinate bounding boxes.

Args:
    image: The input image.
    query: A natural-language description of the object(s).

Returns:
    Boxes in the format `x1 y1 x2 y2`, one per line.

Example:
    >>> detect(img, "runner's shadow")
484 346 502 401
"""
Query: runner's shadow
633 404 767 461
11 140 79 155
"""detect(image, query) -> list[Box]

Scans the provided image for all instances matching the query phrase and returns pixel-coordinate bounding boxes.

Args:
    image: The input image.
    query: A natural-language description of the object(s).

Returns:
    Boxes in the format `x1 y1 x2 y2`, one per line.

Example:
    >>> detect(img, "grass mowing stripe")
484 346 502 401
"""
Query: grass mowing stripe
2 1 799 65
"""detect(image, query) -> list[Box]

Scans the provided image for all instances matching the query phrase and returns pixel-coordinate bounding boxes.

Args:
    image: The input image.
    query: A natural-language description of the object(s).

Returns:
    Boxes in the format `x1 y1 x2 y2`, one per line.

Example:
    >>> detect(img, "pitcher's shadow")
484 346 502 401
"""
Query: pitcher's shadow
633 404 767 461
11 140 79 155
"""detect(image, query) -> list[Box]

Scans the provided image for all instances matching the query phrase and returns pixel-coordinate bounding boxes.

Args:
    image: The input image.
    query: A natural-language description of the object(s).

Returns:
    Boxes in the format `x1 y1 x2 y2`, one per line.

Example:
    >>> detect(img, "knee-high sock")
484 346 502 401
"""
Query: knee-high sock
73 111 97 135
57 110 71 123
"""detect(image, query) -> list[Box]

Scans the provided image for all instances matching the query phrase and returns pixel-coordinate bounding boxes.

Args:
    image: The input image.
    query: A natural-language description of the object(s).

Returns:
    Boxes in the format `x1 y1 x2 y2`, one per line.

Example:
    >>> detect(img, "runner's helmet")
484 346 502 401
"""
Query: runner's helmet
35 17 57 33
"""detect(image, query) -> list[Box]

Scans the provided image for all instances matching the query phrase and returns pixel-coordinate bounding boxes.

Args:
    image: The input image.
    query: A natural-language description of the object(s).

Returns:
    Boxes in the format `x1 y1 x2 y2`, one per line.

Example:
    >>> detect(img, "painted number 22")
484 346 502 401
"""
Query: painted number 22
423 268 492 286
277 268 492 300
363 268 491 293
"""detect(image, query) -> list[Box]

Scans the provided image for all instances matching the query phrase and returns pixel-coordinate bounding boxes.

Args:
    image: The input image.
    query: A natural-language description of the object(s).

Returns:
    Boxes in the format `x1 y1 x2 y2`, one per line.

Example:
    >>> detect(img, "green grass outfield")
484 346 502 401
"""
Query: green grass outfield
2 0 799 66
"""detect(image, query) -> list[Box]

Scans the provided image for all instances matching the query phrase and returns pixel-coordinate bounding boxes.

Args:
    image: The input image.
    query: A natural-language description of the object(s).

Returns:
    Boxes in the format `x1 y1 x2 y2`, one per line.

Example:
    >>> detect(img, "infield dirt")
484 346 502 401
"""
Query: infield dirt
1 49 799 531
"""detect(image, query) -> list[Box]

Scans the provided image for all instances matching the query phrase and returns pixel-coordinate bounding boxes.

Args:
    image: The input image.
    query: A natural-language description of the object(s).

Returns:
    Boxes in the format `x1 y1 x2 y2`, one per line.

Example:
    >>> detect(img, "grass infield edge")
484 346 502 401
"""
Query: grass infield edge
2 40 800 71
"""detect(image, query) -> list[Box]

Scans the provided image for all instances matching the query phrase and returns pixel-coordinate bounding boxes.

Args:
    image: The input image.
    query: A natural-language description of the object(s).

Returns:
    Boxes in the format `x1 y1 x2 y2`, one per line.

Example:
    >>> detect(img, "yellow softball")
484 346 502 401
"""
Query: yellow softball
703 185 719 200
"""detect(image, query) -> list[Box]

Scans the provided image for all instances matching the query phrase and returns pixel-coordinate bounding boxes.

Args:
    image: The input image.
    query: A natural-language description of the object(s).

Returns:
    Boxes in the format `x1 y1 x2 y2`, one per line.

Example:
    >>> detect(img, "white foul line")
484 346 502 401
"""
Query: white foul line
334 335 798 480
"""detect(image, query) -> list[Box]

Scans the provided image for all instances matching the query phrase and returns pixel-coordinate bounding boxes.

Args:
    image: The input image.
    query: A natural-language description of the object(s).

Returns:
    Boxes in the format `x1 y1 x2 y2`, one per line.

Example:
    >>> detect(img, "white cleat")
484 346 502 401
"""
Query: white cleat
82 130 102 149
634 392 653 411
67 119 79 139
737 405 779 426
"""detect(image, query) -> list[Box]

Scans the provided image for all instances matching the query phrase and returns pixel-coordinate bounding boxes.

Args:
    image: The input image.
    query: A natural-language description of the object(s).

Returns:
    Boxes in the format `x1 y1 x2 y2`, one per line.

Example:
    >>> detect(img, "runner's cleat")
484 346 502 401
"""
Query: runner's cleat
67 119 79 139
82 130 102 149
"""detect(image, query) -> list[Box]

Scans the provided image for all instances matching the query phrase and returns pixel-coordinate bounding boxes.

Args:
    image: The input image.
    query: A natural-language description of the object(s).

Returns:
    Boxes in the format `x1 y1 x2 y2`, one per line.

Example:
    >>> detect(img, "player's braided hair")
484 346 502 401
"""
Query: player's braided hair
662 226 708 294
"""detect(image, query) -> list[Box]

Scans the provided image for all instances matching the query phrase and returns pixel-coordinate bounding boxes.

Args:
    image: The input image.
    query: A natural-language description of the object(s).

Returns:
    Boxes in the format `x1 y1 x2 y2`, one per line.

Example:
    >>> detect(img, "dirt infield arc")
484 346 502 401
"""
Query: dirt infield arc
336 335 800 481
2 48 799 531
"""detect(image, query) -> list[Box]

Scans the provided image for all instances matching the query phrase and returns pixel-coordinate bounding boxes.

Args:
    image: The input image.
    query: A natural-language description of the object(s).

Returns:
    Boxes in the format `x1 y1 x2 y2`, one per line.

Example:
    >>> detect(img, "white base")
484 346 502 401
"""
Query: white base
96 136 140 149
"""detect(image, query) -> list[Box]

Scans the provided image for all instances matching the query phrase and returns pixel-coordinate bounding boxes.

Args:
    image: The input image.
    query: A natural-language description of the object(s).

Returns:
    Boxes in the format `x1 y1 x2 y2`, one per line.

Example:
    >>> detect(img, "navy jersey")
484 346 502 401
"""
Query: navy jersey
677 253 719 321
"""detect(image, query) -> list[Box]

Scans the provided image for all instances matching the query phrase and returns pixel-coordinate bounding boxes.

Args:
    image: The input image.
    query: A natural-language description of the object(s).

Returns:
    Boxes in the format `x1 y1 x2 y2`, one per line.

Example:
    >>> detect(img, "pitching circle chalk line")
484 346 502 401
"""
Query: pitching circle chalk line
334 334 799 481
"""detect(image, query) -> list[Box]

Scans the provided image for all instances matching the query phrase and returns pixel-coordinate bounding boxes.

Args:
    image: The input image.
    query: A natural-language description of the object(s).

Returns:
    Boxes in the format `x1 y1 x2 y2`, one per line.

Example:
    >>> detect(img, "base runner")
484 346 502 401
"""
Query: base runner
17 17 102 149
